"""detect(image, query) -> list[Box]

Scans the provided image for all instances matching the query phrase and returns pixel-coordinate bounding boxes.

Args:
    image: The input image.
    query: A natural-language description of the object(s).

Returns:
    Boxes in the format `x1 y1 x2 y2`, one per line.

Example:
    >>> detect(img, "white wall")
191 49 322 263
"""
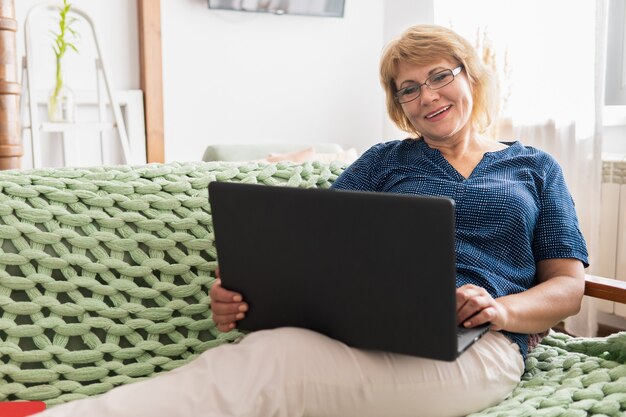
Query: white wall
16 0 139 92
382 0 433 141
15 0 624 165
16 0 406 165
161 0 386 162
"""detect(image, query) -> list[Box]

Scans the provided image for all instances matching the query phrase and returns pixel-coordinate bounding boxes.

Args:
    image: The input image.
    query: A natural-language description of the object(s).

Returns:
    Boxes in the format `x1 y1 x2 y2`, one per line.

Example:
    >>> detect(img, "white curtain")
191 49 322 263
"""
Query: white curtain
435 1 609 336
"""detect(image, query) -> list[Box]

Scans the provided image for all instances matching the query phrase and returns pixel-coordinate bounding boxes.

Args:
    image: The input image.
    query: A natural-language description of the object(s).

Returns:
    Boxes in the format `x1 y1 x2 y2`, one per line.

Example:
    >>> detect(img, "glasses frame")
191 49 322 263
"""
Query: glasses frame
394 65 463 104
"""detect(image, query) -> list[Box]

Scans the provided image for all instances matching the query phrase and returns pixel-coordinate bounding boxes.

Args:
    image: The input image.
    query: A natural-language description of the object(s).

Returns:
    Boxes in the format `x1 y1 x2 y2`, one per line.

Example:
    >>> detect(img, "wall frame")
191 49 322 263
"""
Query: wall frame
208 0 345 18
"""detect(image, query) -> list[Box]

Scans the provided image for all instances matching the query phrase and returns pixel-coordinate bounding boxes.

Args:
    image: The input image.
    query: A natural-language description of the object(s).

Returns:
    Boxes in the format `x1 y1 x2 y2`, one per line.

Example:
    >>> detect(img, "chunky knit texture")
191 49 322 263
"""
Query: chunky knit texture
0 161 343 405
470 331 626 417
0 160 624 416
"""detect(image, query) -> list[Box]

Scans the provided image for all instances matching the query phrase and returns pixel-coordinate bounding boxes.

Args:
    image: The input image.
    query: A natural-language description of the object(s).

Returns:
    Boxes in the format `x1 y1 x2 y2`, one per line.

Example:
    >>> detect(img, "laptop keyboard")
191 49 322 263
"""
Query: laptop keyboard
456 326 473 337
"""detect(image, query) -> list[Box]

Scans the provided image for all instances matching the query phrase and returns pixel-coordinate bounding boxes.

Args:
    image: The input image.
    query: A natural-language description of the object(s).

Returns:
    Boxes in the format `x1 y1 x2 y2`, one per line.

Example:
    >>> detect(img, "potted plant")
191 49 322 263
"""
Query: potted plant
47 0 79 123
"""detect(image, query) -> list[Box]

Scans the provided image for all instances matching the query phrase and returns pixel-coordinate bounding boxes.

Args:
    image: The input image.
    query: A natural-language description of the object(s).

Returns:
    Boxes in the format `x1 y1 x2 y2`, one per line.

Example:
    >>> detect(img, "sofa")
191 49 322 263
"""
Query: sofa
0 160 625 416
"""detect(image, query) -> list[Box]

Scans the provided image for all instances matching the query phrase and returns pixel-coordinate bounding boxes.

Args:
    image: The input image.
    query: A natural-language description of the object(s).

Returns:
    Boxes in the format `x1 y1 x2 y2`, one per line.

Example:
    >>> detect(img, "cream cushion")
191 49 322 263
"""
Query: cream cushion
202 143 350 162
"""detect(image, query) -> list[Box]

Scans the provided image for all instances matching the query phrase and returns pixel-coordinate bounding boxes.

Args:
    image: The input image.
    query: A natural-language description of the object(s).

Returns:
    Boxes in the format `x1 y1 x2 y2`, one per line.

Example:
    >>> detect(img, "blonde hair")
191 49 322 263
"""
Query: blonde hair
380 24 497 137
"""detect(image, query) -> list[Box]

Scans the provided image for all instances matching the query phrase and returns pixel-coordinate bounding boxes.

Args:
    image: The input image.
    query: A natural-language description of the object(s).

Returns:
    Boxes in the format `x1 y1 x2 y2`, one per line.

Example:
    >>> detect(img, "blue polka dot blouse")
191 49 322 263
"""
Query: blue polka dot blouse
331 139 589 358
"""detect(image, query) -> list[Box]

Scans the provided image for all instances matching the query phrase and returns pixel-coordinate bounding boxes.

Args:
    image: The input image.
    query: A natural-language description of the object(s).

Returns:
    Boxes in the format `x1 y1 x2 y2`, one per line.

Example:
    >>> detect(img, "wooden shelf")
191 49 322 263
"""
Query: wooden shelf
22 122 116 133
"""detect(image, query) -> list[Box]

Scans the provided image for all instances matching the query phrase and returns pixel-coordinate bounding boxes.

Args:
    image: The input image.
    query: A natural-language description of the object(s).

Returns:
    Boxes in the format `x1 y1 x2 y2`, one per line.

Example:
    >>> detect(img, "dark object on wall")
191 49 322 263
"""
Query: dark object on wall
0 0 22 169
208 0 345 18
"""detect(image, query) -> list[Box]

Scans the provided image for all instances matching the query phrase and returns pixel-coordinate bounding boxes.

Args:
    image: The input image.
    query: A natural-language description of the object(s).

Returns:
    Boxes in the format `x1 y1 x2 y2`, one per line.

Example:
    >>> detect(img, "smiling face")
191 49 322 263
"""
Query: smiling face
394 59 475 144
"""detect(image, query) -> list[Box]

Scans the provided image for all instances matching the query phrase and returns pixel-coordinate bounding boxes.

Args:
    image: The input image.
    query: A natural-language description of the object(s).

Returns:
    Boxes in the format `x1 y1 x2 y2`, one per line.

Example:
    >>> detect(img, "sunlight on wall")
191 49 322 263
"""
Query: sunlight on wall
434 1 596 131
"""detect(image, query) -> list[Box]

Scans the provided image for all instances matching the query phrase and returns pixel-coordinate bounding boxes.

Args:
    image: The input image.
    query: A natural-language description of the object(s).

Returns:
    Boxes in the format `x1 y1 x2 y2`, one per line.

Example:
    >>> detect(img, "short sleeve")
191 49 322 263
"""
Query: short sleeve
532 159 589 267
331 144 385 191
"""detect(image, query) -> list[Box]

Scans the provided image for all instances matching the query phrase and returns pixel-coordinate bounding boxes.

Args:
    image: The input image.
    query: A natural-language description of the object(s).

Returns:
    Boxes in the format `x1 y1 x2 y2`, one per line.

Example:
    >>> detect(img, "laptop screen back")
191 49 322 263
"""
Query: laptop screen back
209 182 460 360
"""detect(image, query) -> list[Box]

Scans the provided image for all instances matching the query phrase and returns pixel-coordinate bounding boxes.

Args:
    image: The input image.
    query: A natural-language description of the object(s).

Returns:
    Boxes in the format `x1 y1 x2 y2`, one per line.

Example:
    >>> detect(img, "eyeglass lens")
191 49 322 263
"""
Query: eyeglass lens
396 69 456 104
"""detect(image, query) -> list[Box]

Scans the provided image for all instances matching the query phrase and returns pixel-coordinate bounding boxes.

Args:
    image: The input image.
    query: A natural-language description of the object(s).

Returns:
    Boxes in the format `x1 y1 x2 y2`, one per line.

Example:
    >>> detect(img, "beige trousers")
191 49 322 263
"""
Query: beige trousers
35 328 524 417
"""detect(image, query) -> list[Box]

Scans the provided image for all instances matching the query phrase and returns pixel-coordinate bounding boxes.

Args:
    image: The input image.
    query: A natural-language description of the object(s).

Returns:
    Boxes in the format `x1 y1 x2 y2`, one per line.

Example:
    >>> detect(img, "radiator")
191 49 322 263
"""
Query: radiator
597 156 626 318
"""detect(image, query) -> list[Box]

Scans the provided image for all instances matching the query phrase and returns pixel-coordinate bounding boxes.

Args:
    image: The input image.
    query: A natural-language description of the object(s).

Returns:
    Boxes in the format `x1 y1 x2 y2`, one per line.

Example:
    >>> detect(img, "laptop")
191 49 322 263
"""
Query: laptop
208 181 489 361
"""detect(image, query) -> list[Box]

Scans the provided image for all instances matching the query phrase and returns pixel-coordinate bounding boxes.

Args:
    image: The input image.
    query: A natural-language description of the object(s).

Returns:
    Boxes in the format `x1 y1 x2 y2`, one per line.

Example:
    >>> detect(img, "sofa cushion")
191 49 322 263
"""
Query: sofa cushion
201 142 346 162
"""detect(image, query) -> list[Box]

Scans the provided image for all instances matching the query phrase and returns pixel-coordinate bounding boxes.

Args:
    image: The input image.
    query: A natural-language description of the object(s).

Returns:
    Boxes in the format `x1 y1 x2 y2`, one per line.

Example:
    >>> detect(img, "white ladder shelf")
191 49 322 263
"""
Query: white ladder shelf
21 3 131 168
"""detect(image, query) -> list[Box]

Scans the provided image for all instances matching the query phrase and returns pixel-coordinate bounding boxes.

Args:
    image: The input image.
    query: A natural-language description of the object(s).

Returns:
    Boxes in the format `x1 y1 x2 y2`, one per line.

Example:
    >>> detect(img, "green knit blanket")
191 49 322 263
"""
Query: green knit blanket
0 161 342 405
471 331 626 417
0 161 623 417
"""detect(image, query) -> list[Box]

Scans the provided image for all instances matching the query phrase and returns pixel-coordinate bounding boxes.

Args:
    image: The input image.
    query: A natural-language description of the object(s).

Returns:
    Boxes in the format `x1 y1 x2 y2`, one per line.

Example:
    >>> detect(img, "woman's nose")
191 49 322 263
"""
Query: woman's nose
420 86 439 104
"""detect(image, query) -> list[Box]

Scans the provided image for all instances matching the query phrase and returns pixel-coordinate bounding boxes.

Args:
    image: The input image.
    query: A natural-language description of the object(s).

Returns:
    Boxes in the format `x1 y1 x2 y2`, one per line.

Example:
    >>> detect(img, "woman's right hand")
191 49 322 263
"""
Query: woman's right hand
209 269 248 332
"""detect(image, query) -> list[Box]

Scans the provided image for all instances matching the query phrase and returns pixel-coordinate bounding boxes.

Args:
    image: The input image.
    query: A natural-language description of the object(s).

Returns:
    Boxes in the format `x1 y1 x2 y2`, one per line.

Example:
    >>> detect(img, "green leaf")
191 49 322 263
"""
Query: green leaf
51 0 79 62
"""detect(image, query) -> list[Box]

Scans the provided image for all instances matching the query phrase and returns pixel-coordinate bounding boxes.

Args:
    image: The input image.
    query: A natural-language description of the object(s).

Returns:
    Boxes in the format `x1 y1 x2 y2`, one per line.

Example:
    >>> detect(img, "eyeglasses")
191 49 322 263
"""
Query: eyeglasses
394 66 463 104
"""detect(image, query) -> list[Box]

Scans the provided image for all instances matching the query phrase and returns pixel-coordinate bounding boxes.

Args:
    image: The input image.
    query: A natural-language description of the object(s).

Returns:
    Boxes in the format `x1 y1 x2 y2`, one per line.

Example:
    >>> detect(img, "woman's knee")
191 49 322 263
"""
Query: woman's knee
241 327 339 356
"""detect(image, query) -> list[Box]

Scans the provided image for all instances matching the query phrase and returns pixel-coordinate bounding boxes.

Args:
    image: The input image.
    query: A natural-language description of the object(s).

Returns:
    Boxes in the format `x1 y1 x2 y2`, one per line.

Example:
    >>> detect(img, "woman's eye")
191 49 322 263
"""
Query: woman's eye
402 85 420 95
431 73 450 84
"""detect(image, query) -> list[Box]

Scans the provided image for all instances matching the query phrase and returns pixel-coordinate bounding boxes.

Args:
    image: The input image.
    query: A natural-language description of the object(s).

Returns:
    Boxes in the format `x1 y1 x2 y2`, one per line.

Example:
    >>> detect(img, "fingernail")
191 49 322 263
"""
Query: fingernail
238 304 247 312
465 321 471 327
233 295 242 302
236 313 245 319
229 323 235 329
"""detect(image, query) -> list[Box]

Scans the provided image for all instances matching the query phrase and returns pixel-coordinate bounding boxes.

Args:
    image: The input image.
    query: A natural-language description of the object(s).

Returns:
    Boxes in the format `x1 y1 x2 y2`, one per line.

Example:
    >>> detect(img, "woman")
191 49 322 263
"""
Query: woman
36 24 588 417
211 24 588 416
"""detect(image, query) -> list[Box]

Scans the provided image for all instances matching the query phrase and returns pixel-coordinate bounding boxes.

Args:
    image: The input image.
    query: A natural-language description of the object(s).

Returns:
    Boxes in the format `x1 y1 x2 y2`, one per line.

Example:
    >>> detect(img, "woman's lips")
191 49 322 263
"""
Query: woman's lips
425 105 452 120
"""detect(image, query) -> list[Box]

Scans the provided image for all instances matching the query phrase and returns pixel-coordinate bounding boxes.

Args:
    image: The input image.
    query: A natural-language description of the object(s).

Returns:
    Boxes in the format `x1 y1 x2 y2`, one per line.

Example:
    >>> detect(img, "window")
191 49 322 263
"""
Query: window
605 0 626 105
434 1 597 125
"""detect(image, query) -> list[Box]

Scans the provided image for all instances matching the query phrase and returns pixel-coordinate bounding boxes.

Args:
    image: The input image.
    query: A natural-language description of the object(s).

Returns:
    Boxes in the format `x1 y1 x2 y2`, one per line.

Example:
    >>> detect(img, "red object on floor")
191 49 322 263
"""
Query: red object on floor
0 402 46 417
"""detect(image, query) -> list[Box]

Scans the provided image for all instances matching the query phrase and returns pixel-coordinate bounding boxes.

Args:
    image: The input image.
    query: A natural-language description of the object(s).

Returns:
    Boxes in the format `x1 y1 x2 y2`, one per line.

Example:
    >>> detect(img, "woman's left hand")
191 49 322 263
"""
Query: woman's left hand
456 284 509 331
